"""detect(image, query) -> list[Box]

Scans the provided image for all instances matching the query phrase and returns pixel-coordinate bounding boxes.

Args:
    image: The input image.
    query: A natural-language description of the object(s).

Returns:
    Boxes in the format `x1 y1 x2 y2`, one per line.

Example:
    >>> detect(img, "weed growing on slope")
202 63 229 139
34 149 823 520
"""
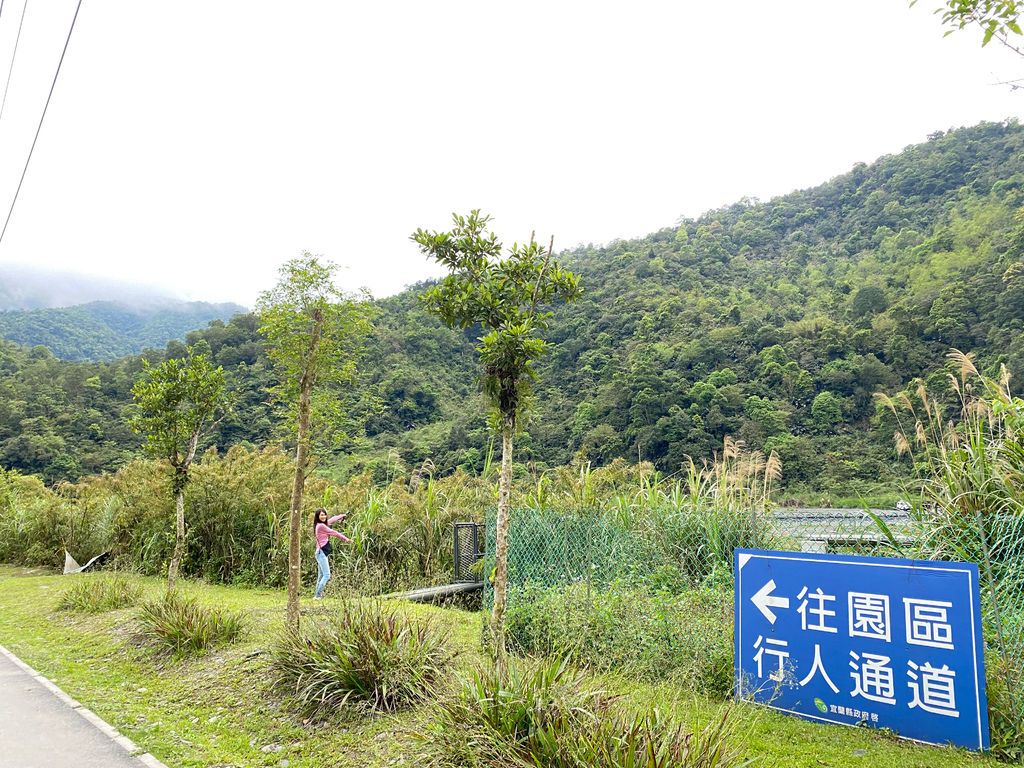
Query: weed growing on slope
271 600 455 716
135 590 245 656
57 574 142 613
416 656 750 768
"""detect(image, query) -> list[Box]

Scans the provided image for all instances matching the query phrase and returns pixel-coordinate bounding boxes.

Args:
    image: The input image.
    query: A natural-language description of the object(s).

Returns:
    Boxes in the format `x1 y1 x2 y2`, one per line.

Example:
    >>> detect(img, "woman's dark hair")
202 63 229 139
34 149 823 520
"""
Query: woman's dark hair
312 507 327 538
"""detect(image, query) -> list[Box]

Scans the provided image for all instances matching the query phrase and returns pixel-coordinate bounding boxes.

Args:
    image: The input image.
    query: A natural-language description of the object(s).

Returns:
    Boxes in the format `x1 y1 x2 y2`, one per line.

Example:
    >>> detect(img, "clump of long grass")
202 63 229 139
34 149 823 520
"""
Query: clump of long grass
671 439 780 565
57 574 141 613
270 600 455 715
415 656 748 768
599 440 781 584
135 590 245 655
876 351 1024 562
877 349 1024 756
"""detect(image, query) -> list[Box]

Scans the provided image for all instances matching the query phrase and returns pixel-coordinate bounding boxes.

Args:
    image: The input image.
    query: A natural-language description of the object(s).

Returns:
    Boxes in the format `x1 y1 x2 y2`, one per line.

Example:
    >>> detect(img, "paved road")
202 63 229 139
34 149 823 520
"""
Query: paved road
0 647 164 768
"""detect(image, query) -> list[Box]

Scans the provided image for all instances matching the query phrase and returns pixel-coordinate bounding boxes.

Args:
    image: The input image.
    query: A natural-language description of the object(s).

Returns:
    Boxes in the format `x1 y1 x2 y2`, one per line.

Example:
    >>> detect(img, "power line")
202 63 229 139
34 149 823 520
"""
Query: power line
0 0 82 249
0 0 30 125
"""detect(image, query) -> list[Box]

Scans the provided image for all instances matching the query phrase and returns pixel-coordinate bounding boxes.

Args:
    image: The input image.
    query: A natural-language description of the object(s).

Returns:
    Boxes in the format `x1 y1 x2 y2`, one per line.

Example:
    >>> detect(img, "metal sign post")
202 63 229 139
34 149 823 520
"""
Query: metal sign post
734 549 989 751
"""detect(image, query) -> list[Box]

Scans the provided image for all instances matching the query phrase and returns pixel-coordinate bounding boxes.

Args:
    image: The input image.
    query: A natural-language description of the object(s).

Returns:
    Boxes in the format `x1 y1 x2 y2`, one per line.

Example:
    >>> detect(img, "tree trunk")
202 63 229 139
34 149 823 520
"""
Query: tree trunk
167 487 185 591
286 380 311 628
490 411 515 674
167 434 199 593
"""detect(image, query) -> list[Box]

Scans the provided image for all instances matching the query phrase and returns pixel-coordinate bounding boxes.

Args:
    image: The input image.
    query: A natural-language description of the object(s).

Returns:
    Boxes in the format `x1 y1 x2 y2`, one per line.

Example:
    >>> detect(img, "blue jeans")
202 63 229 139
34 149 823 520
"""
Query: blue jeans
315 548 331 598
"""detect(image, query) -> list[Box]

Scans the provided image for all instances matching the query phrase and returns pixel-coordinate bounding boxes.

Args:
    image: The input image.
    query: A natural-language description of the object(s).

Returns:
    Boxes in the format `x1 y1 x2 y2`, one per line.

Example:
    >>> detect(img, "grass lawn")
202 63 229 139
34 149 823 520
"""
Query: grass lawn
0 565 1001 768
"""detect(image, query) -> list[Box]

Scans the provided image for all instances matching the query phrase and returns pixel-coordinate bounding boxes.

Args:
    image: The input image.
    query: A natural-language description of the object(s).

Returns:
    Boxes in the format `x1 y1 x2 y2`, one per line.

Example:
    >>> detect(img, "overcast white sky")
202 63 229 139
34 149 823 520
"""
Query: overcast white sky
0 1 1020 307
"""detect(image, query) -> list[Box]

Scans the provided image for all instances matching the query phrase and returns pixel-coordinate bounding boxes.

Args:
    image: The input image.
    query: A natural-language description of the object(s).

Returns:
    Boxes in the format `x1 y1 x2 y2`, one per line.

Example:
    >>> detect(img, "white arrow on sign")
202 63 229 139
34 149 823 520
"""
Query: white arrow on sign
751 579 789 624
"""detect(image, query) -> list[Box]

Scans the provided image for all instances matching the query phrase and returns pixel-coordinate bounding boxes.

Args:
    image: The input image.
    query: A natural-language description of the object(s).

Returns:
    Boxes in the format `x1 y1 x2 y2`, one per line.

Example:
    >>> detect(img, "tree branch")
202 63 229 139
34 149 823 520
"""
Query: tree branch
529 235 554 320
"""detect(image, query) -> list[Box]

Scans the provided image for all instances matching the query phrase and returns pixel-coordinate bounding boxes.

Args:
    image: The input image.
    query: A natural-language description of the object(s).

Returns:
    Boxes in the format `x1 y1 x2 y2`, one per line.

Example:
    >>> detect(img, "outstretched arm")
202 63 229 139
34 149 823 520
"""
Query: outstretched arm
325 527 351 544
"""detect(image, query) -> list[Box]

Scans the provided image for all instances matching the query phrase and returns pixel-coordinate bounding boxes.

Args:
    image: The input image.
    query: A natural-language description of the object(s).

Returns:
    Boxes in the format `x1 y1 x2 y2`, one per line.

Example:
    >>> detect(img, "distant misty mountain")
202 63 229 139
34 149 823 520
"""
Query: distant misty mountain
0 300 247 362
0 264 178 310
0 264 246 360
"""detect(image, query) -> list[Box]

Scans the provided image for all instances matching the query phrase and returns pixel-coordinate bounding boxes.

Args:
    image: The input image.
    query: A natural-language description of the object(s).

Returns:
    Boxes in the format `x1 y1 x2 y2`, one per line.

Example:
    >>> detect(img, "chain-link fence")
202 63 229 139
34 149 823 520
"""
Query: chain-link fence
453 522 484 583
482 505 774 596
481 502 1024 745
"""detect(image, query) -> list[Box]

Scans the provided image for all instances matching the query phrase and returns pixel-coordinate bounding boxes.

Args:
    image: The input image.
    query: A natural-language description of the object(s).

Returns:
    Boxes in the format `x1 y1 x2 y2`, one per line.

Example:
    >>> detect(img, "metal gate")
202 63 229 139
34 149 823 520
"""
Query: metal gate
453 522 484 583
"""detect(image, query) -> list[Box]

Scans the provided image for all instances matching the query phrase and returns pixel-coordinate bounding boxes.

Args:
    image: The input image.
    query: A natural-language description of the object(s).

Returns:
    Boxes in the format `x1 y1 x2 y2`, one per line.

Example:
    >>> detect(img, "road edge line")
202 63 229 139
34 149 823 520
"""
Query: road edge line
0 644 170 768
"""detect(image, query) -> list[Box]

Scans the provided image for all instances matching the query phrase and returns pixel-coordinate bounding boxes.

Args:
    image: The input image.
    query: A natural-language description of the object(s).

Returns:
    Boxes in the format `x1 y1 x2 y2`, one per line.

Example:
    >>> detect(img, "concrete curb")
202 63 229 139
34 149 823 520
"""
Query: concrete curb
0 644 170 768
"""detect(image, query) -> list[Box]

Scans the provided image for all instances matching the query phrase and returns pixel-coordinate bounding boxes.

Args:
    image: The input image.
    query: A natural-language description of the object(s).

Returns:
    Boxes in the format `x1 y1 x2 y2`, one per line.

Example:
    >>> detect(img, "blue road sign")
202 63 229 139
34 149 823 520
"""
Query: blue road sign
734 549 989 751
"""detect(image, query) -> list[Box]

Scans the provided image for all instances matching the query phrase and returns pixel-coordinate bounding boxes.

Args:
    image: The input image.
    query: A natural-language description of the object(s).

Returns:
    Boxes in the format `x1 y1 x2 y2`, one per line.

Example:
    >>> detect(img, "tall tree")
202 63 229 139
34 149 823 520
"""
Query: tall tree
412 210 582 669
130 345 228 591
256 254 374 627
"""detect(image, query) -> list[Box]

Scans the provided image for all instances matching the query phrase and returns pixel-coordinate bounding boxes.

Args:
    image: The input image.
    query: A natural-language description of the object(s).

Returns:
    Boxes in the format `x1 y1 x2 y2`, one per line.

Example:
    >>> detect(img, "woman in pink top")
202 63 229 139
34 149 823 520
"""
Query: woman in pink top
313 507 350 599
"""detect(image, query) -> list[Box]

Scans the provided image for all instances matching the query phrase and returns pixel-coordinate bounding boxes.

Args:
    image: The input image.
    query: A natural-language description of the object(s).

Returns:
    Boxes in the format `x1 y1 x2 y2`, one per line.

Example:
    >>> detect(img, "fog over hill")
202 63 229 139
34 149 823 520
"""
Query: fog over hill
0 265 247 361
0 264 184 310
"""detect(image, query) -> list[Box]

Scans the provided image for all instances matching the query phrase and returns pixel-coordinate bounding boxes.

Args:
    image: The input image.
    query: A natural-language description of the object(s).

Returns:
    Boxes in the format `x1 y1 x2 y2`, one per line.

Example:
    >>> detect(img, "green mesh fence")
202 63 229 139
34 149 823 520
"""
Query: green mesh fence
482 502 1024 741
483 505 777 605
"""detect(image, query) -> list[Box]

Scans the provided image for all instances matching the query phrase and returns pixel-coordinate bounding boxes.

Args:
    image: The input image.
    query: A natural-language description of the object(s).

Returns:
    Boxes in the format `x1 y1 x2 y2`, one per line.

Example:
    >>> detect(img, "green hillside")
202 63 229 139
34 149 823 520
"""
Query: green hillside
0 300 246 361
351 120 1024 497
1 120 1023 497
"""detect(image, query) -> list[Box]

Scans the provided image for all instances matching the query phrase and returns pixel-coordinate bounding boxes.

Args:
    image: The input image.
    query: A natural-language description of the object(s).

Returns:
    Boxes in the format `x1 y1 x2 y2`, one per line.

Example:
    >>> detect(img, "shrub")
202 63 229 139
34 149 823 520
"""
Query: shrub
505 582 734 696
270 600 455 715
135 591 245 655
57 574 142 613
416 657 747 768
0 469 119 570
987 653 1024 762
180 445 314 587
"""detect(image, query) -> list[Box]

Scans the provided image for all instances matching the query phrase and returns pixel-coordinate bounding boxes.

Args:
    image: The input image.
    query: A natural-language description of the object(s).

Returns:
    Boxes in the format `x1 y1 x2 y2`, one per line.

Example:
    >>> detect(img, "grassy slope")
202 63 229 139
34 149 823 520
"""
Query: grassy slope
0 566 998 768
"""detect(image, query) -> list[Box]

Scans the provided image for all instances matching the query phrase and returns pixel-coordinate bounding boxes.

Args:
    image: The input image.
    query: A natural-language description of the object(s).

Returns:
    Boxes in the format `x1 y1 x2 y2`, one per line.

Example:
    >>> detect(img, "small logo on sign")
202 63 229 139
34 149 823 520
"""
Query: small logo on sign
814 698 828 713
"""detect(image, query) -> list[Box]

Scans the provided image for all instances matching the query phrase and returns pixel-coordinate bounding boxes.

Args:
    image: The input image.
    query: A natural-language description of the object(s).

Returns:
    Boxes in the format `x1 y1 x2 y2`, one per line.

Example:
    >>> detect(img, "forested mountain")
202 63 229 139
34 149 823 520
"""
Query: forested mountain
0 300 246 361
356 120 1024 496
0 314 274 482
1 121 1023 497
